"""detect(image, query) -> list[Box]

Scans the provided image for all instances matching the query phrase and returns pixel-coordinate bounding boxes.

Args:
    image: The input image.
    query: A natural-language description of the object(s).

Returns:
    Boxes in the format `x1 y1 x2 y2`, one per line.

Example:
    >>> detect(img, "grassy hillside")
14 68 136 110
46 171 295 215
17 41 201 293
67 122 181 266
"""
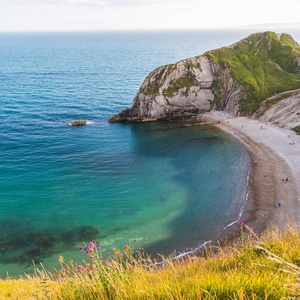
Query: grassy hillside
1 223 299 299
206 32 300 114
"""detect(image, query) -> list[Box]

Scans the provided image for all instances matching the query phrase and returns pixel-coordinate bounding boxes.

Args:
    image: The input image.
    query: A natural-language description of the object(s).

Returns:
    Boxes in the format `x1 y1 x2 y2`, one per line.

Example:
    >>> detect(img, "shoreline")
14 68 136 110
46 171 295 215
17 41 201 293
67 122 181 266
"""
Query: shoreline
200 112 300 243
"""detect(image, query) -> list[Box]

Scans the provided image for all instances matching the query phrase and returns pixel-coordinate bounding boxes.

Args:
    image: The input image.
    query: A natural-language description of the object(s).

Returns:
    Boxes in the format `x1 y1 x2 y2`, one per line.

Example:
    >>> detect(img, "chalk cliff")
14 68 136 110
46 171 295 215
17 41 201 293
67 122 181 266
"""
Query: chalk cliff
260 93 300 129
109 32 300 123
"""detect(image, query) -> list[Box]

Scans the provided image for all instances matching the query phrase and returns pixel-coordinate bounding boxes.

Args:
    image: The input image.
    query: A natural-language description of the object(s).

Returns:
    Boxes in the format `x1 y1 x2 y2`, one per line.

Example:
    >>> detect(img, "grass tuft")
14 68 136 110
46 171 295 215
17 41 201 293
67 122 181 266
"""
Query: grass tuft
0 222 299 299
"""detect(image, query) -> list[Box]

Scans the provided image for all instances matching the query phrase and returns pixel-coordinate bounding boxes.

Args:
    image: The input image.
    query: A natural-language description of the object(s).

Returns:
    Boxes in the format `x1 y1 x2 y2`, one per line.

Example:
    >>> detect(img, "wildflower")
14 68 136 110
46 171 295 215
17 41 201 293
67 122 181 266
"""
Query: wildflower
86 263 90 267
89 256 94 260
78 265 83 270
106 252 110 255
99 257 103 260
249 227 253 230
82 242 85 245
238 221 244 225
58 255 64 262
62 269 66 272
62 274 67 278
142 248 145 251
93 261 97 264
134 239 137 242
96 268 99 271
252 242 256 245
66 262 69 265
86 250 90 255
251 235 255 238
88 242 94 248
93 240 95 244
97 244 101 248
119 253 123 258
80 247 83 251
136 250 140 254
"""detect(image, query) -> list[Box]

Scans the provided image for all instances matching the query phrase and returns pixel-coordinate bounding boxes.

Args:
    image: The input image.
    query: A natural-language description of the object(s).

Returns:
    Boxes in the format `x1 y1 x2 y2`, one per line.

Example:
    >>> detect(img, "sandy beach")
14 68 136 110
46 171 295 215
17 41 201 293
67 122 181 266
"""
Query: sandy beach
201 111 300 238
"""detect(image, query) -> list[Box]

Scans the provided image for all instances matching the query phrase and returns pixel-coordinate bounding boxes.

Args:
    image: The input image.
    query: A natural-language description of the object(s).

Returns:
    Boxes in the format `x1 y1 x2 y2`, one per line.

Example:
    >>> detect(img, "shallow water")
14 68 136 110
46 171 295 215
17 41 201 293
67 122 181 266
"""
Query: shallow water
0 30 254 277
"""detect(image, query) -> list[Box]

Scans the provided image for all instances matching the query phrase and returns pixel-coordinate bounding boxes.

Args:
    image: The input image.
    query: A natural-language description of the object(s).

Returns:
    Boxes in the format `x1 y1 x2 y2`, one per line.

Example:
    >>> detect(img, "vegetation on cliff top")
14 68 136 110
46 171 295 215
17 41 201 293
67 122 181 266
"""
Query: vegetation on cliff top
206 31 300 114
1 223 299 299
140 32 300 116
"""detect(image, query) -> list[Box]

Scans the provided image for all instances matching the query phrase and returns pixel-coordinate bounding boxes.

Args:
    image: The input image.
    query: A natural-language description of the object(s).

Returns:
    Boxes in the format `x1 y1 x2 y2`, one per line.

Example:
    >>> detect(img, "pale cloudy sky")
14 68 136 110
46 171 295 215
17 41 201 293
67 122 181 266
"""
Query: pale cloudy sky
0 0 299 32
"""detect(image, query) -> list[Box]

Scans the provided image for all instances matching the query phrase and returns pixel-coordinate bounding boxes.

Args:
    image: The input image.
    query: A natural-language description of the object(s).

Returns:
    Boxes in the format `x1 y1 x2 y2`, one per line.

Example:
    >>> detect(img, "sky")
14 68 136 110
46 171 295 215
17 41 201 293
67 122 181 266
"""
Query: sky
0 0 299 32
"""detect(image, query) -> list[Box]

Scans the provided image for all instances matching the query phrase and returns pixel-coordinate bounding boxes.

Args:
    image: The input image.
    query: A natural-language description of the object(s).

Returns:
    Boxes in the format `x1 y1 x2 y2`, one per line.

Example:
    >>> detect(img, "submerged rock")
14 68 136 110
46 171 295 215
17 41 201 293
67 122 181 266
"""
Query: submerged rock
71 120 87 126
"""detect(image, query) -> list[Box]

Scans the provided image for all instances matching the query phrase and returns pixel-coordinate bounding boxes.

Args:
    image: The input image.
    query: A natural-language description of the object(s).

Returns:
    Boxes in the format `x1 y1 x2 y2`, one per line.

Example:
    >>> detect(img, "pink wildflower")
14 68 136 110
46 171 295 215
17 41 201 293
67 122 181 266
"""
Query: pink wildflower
97 244 101 248
99 256 103 260
249 227 253 230
80 247 83 251
89 256 94 259
106 252 110 255
78 265 83 270
88 242 95 248
238 221 244 225
134 239 137 242
136 250 140 253
93 261 97 264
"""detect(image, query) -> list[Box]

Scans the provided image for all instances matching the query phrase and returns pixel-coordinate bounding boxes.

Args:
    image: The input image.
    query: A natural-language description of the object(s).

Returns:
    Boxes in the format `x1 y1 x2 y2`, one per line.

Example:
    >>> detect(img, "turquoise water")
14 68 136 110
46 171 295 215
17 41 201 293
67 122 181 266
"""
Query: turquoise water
0 30 261 277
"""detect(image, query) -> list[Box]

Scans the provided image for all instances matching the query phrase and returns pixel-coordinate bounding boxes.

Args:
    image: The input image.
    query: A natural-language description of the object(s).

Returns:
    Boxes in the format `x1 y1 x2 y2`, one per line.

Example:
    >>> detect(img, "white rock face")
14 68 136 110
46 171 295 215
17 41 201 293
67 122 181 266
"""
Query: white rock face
260 94 300 129
129 55 227 118
110 53 242 121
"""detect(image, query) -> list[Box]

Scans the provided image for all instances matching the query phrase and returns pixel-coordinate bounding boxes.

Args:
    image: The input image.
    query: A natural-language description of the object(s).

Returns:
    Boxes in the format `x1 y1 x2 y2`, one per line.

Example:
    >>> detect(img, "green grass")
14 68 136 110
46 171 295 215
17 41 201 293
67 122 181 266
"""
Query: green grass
206 32 300 114
292 126 300 134
0 223 299 299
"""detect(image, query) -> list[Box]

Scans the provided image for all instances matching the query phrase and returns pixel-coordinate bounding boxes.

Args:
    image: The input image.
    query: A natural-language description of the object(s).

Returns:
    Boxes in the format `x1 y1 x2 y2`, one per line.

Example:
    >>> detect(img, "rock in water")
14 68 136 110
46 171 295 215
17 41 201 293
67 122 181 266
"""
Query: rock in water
71 120 87 126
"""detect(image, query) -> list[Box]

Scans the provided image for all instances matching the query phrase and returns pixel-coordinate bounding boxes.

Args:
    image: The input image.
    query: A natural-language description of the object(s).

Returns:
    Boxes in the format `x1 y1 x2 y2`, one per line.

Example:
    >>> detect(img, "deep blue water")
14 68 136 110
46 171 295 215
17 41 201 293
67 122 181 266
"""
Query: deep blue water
1 29 290 277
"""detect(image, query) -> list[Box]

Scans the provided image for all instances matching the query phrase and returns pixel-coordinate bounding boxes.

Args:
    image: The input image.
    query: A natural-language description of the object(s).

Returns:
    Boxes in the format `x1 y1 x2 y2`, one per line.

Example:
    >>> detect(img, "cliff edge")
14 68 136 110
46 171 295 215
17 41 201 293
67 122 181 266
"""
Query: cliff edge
109 32 300 123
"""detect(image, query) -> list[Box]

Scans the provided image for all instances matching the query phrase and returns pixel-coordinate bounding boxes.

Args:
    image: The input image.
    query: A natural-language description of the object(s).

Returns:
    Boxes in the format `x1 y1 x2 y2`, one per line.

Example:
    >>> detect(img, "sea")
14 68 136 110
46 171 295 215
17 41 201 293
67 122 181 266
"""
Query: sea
1 29 299 278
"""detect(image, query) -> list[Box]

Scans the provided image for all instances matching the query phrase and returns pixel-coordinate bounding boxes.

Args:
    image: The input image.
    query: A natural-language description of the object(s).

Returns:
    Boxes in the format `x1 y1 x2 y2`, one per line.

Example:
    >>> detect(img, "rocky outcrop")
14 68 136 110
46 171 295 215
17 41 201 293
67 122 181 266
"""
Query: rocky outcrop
109 32 300 123
260 94 300 129
109 57 242 122
71 120 87 126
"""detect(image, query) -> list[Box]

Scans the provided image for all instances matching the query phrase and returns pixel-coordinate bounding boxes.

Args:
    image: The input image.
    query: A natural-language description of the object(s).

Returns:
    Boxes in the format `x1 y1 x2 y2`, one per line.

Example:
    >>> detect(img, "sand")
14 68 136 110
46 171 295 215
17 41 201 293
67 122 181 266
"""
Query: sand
201 111 300 238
